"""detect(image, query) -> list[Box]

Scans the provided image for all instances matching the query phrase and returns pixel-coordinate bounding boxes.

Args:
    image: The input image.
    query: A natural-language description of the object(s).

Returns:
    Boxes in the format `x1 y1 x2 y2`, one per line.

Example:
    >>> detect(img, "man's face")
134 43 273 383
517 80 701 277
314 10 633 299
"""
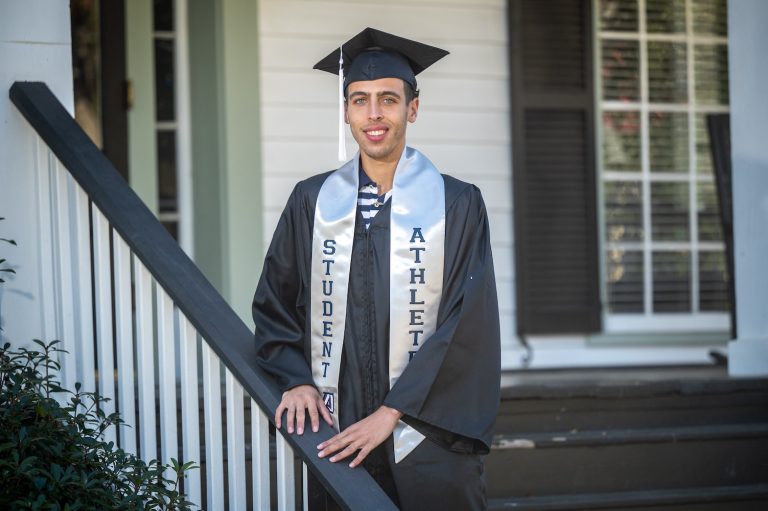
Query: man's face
345 77 419 163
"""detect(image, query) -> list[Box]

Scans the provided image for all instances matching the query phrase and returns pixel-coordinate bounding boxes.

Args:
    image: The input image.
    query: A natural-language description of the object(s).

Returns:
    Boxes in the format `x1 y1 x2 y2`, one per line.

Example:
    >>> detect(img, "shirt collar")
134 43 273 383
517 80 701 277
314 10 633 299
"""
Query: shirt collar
358 167 376 188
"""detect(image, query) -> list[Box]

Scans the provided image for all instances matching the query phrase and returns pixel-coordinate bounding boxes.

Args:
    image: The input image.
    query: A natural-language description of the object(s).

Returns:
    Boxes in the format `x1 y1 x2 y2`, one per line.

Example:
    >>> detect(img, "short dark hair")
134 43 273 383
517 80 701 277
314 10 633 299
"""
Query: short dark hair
344 79 420 103
404 82 419 104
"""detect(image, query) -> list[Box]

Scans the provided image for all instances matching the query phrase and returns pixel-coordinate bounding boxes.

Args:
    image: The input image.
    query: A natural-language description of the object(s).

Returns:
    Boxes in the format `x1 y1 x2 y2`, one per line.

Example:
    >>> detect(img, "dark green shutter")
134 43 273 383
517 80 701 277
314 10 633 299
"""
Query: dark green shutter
510 0 601 334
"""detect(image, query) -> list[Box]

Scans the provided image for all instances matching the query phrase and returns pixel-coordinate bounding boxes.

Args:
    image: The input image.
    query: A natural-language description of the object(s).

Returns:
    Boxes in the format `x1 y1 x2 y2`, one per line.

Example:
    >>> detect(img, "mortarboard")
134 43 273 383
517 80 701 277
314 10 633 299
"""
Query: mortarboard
313 28 449 161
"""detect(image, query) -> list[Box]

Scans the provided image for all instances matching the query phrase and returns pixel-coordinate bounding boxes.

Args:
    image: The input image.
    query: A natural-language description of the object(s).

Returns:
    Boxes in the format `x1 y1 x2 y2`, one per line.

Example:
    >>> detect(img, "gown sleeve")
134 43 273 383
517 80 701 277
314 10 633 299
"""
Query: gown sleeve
382 184 501 453
252 183 315 392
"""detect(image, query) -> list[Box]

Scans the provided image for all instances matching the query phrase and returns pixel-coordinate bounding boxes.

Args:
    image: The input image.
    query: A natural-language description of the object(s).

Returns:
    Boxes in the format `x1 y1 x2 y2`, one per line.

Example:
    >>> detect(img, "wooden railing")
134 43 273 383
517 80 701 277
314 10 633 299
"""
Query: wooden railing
10 81 396 511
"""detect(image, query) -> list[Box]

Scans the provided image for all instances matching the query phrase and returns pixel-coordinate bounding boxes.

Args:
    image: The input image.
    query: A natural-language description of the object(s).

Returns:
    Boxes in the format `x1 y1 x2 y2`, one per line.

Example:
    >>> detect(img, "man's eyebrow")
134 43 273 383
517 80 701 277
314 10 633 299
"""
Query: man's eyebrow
348 90 402 99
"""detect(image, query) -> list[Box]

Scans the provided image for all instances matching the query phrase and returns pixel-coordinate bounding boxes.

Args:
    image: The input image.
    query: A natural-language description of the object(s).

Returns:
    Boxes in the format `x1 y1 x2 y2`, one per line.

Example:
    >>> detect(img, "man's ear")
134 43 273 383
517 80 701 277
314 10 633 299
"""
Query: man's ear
344 100 349 124
408 97 419 123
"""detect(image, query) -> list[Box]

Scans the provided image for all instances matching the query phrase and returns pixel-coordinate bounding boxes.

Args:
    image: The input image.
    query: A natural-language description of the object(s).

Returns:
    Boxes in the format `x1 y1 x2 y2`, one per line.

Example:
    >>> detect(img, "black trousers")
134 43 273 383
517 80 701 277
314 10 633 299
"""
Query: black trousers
308 437 487 511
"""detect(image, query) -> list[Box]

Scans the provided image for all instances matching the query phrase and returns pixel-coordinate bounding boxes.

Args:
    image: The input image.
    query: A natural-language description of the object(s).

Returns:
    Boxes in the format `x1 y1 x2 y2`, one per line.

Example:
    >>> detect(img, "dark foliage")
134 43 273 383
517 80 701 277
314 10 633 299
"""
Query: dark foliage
0 340 197 510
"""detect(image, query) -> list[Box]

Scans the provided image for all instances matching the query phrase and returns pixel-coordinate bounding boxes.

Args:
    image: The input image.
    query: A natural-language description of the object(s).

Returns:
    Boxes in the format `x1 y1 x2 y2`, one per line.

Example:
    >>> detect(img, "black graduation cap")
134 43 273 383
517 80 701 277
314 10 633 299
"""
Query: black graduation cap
313 27 449 92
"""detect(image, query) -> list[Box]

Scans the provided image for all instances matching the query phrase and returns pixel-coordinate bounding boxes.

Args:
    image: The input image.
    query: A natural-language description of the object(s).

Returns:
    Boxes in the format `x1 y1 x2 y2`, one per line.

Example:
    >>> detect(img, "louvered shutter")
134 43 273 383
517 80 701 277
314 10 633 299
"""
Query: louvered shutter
510 0 601 334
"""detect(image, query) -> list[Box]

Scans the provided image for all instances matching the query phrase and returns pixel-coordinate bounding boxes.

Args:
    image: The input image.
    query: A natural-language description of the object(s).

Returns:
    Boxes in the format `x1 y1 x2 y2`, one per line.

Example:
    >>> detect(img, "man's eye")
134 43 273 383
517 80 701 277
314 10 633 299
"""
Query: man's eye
353 98 366 105
382 98 395 104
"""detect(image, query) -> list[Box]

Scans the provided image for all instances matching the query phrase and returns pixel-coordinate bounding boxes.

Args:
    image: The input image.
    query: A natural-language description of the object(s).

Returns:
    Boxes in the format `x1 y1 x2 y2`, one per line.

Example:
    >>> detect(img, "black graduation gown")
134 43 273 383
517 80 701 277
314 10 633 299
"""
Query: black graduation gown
252 169 501 487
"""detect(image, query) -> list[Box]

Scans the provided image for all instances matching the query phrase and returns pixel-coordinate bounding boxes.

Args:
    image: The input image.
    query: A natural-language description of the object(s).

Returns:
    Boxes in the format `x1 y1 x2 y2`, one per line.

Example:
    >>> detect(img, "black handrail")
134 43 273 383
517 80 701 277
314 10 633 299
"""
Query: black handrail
10 81 396 511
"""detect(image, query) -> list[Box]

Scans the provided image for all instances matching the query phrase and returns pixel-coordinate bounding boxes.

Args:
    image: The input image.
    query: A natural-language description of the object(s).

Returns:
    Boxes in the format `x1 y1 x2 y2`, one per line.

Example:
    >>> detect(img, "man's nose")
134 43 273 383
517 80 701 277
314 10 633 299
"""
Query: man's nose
368 102 383 120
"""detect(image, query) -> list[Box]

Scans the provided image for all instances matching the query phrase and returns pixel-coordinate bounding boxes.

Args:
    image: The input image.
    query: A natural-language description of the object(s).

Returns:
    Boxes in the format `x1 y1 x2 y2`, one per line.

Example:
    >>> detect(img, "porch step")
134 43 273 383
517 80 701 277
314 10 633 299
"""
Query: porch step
488 372 768 509
488 483 768 510
486 423 768 496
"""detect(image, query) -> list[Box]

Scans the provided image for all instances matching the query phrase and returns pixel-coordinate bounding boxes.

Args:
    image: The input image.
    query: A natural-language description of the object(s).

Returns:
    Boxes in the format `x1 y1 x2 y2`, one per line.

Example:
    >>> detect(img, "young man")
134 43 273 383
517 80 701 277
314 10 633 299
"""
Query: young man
253 28 500 510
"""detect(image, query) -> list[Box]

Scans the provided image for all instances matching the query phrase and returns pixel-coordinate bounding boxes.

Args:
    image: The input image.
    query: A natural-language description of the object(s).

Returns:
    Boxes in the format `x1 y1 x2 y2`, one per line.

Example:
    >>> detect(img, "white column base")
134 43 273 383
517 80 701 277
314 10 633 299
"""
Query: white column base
728 338 768 377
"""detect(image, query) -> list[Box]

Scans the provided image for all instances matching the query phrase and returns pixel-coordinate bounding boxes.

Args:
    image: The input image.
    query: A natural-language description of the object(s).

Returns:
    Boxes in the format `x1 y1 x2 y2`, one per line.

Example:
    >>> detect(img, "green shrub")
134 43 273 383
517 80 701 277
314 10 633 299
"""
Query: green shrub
0 340 197 510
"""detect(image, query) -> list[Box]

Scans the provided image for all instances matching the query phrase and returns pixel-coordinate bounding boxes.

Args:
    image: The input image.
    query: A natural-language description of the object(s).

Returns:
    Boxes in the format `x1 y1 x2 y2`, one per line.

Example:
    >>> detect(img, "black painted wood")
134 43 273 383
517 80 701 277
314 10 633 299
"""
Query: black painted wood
489 484 768 511
9 81 396 511
508 0 601 335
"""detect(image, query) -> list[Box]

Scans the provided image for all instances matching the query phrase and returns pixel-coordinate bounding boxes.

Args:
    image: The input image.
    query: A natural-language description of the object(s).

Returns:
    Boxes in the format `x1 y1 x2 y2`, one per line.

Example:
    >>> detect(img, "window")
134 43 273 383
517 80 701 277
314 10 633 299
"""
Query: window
154 0 179 239
597 0 730 332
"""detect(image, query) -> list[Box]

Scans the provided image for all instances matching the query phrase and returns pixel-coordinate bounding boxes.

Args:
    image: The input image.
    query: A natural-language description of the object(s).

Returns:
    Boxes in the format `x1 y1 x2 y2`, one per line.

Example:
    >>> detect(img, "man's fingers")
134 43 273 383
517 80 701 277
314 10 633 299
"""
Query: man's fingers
275 402 286 429
307 403 320 433
318 398 333 426
296 405 306 435
286 404 296 434
329 442 360 463
349 447 371 468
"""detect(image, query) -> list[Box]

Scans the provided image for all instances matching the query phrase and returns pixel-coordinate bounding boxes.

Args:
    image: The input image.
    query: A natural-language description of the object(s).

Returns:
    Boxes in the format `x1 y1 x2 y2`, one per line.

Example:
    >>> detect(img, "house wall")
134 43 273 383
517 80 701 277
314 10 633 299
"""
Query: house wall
256 0 518 365
0 0 74 347
727 0 768 376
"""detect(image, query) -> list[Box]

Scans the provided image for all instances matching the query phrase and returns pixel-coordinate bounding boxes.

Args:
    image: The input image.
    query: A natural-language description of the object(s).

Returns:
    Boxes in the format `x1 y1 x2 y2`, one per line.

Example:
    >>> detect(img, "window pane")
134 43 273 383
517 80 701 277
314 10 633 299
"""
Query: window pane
699 251 729 311
646 0 686 34
157 130 177 213
695 113 714 175
697 181 723 241
154 0 174 32
154 38 176 121
649 112 688 173
605 181 643 242
695 44 729 105
648 42 688 103
602 39 640 101
693 0 727 36
607 249 644 313
651 182 689 241
603 111 641 171
653 251 691 312
600 0 638 31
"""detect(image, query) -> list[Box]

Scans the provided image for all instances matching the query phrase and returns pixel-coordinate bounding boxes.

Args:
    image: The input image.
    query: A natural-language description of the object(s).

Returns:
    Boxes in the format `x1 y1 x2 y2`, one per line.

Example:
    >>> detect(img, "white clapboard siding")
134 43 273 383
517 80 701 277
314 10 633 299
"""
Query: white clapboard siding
259 1 506 43
257 0 517 361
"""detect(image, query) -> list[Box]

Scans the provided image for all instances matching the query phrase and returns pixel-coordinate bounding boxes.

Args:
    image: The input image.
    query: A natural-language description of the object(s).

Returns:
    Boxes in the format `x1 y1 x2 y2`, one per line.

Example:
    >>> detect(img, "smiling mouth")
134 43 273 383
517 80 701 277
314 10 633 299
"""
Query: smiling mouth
366 129 385 136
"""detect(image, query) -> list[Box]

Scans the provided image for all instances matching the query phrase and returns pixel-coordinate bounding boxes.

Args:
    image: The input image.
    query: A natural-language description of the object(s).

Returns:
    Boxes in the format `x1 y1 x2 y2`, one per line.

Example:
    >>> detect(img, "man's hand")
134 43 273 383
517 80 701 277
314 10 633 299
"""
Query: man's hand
317 406 403 468
275 384 333 435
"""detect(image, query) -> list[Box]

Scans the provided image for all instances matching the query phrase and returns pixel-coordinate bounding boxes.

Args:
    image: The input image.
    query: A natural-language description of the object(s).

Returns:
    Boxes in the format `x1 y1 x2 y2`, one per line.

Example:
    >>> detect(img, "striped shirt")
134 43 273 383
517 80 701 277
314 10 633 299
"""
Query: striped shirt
357 168 391 230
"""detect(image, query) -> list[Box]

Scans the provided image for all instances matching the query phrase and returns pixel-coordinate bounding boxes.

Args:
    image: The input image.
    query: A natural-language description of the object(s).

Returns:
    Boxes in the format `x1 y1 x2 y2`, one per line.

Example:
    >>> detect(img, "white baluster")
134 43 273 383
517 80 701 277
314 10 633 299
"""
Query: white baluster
276 431 296 511
50 154 77 397
303 463 309 511
178 314 201 507
68 178 94 395
134 257 157 462
157 287 177 477
203 343 224 510
113 234 136 453
252 400 271 510
92 206 115 446
226 371 246 510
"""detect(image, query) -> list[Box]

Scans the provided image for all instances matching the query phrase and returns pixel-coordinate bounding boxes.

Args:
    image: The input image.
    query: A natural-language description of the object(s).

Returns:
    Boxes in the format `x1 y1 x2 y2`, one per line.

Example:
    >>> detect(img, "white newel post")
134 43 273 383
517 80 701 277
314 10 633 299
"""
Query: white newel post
727 0 768 376
0 3 74 347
